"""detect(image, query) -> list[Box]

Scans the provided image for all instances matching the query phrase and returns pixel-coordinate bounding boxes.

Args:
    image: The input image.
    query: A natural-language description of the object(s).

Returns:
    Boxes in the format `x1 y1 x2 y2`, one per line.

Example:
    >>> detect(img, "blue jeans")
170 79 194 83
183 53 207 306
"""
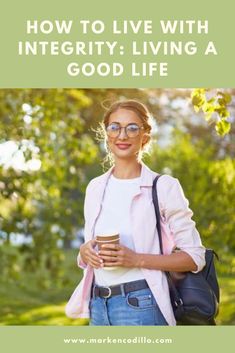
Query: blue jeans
89 286 168 326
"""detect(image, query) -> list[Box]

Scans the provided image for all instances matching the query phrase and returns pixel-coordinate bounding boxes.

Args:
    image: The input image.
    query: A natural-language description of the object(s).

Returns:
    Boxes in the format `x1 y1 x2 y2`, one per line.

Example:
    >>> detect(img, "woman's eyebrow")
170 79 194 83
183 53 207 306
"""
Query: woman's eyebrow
110 121 138 125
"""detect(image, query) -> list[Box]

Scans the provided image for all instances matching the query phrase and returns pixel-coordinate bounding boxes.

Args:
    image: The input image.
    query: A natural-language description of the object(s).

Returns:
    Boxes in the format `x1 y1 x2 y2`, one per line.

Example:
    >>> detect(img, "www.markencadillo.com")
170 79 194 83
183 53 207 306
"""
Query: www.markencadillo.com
64 336 173 344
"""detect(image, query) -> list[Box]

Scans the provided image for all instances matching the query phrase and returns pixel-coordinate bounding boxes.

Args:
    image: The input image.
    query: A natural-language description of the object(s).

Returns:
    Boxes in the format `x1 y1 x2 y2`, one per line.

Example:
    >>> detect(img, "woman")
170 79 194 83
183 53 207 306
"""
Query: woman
65 99 206 326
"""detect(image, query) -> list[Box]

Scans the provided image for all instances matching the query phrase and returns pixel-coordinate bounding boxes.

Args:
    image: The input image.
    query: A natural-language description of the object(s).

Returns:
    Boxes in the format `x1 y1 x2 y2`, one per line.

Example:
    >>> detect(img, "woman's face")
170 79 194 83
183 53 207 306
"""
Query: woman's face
106 108 149 162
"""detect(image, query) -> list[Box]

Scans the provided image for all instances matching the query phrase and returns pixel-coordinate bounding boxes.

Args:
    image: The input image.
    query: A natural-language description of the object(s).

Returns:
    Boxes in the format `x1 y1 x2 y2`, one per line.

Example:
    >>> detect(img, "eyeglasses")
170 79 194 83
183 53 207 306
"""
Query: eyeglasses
106 122 144 138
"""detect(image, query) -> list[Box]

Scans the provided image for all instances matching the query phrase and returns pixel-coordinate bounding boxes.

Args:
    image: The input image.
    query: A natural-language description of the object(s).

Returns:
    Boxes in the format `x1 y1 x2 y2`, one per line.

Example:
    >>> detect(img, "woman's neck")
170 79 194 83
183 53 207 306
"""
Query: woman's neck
112 159 142 179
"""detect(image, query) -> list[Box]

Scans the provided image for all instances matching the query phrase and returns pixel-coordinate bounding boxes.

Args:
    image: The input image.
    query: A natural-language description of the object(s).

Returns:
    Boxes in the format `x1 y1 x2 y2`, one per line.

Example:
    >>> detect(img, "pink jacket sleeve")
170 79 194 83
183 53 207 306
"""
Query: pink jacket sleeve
77 252 87 269
77 182 91 270
159 176 206 273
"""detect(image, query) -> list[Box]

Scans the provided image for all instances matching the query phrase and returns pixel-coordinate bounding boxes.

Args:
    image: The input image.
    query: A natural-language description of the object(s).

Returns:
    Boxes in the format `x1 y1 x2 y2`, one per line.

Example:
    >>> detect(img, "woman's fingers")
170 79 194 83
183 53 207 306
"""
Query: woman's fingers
99 250 119 257
87 249 103 268
100 244 120 251
99 254 118 262
80 240 132 269
79 239 105 268
90 239 97 248
90 260 102 269
89 250 102 261
89 259 102 268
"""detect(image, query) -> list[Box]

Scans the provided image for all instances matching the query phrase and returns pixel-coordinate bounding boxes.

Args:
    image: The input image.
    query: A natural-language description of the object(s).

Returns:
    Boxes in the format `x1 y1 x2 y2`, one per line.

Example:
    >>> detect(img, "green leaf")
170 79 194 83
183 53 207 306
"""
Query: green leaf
205 111 213 121
217 92 232 104
223 93 232 104
207 98 215 104
215 120 231 136
215 107 230 118
218 98 226 106
202 102 214 114
192 95 205 109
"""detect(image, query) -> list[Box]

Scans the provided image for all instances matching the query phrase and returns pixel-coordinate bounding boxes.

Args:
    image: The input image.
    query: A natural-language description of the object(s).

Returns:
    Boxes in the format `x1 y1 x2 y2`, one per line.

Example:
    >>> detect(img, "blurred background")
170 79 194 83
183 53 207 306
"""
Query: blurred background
0 88 234 325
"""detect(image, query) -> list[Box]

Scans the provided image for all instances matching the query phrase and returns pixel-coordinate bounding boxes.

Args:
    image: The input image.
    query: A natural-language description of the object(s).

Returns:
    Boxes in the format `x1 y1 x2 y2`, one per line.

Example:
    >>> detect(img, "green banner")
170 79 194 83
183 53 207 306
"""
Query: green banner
0 0 234 87
0 326 234 353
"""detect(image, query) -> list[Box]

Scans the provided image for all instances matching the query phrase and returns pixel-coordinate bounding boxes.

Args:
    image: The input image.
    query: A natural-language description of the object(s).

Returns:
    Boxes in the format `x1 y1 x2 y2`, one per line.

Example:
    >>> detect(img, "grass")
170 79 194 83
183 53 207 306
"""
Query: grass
0 276 89 326
0 250 234 325
216 275 235 325
0 249 88 326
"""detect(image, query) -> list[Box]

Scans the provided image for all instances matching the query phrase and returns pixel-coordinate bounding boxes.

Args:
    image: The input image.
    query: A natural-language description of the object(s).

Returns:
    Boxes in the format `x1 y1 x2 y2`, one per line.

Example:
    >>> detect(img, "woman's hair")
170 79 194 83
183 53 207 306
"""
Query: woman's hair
96 99 153 167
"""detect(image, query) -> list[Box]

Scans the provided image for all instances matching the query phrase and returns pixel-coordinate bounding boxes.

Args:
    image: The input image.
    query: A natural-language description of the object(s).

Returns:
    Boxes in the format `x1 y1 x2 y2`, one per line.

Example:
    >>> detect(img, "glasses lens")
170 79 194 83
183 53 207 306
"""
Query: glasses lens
106 123 142 138
106 123 120 137
126 124 140 137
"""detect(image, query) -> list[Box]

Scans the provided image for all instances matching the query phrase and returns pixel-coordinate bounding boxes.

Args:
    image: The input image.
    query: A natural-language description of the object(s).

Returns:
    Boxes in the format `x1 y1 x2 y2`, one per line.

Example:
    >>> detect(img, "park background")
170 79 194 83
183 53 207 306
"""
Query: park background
0 88 234 325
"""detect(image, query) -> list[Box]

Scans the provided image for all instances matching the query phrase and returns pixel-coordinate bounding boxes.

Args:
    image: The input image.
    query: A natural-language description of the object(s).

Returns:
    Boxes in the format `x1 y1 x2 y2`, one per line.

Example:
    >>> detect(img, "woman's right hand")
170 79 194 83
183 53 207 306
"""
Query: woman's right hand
79 240 104 269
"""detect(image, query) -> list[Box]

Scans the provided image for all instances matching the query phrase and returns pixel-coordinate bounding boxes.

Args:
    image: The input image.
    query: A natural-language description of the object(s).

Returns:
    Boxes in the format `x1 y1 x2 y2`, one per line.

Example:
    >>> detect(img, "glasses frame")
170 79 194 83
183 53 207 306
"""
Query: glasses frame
106 122 145 138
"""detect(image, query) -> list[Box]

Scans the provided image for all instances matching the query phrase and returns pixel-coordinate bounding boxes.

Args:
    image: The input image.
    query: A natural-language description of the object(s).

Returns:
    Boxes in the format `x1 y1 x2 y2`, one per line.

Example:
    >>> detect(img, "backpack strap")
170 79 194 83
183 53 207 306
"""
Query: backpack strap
152 175 185 311
152 175 164 254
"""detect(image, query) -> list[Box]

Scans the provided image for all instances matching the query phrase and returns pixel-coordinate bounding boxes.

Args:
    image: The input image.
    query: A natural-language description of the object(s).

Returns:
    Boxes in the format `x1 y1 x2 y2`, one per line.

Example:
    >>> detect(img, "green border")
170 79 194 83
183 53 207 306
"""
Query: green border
0 0 234 87
0 326 234 353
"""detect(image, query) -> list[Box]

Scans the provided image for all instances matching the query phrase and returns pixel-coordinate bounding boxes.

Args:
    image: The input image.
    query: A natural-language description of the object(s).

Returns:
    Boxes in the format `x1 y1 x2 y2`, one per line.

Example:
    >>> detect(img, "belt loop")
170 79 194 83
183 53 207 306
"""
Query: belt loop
120 283 125 297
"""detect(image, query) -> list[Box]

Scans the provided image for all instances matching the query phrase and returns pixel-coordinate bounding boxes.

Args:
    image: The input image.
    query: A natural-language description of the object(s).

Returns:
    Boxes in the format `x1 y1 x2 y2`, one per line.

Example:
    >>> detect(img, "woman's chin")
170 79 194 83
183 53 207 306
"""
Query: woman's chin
114 151 135 160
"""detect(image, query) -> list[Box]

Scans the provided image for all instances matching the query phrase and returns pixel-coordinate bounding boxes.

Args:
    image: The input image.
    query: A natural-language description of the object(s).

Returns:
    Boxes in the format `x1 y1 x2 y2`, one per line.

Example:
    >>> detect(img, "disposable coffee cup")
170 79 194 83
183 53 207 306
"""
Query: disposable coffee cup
96 232 120 270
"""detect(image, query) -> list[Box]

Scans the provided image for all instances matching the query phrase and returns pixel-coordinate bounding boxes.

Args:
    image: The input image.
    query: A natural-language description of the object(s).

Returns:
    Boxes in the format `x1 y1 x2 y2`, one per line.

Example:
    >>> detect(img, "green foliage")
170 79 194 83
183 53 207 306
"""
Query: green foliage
146 130 235 257
0 249 88 325
216 274 235 325
0 244 22 280
191 89 232 136
0 89 99 276
0 249 234 325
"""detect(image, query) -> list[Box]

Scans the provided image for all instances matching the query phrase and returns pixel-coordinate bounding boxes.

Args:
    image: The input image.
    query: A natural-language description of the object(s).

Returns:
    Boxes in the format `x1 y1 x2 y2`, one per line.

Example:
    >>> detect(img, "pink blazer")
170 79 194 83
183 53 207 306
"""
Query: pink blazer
65 162 205 326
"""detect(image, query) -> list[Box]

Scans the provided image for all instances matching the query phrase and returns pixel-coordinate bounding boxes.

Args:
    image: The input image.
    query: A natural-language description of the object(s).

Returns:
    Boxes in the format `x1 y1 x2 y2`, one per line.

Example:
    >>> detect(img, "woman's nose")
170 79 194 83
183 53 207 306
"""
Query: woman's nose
118 127 128 139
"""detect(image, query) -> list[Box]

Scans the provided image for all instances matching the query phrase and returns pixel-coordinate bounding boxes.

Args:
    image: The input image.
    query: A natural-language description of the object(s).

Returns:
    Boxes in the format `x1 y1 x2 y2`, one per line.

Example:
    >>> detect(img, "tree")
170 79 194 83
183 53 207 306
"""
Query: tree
0 89 99 277
146 130 235 255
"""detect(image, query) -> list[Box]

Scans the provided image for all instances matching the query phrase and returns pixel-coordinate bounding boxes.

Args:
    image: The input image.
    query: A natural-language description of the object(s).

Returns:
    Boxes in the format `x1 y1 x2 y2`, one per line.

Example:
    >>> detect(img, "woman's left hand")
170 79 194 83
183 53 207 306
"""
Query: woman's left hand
98 244 138 268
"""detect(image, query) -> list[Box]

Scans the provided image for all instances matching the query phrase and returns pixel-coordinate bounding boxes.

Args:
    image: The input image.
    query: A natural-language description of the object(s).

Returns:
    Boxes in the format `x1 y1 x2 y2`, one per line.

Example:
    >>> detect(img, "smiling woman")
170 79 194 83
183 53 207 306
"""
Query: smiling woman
65 99 206 326
101 100 152 167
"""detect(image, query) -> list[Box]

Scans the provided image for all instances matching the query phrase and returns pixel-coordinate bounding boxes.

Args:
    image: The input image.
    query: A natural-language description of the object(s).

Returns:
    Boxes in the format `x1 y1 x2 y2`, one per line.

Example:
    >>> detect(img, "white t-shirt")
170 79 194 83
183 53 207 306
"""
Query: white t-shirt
94 174 145 286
